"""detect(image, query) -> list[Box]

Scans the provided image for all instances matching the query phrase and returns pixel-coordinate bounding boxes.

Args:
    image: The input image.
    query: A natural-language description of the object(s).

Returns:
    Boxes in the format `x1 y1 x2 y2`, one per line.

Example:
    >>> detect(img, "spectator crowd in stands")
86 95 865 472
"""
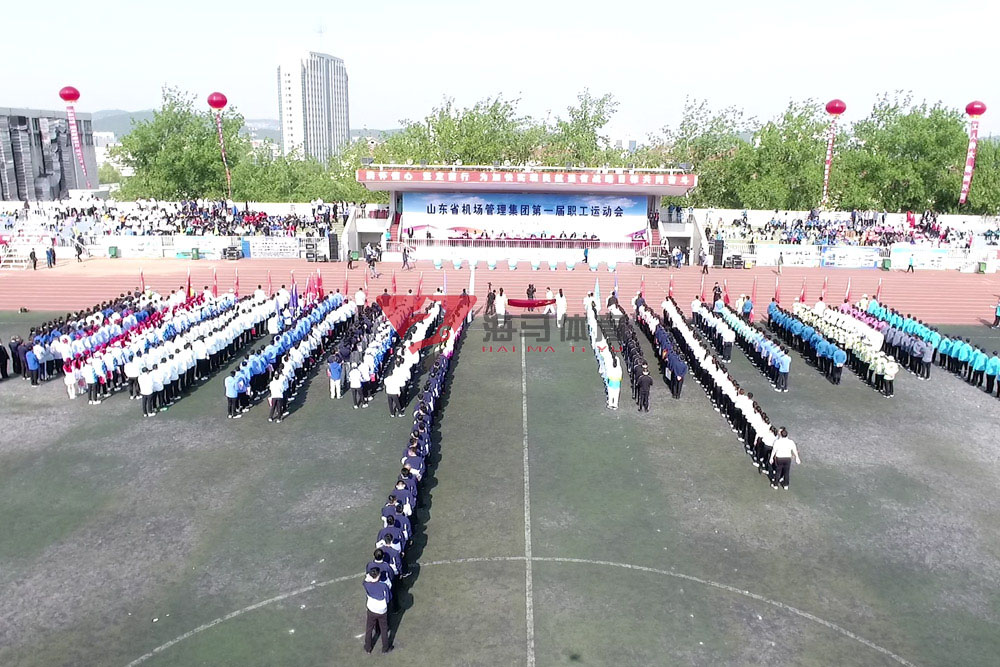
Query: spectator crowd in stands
3 198 359 240
708 208 997 249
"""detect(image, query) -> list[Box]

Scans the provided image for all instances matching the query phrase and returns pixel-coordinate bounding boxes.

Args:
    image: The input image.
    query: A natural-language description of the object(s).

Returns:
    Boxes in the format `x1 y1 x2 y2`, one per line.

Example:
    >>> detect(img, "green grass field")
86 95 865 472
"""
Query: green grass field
1 310 999 667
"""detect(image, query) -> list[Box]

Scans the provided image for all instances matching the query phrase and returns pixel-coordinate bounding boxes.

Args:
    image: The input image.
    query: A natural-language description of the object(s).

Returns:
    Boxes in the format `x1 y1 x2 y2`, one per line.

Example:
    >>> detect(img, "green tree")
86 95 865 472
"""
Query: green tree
658 99 756 208
97 162 123 184
112 87 249 200
728 101 828 210
965 138 1000 215
541 90 619 165
833 94 968 212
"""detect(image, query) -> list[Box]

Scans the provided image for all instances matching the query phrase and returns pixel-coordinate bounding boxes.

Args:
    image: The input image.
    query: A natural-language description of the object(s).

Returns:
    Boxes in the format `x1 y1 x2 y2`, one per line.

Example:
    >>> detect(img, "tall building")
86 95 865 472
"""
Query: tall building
277 51 350 163
0 107 98 201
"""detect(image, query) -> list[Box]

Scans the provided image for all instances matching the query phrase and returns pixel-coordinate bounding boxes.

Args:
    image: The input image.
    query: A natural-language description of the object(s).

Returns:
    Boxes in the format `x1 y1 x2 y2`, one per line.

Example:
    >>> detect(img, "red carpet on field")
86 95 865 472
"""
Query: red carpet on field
1 258 998 325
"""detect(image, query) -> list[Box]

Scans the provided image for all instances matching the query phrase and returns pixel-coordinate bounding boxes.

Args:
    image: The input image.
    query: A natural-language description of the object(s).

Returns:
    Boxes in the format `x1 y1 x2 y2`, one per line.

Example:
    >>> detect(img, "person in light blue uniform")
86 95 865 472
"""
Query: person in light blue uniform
985 352 1000 396
970 347 988 387
224 370 240 418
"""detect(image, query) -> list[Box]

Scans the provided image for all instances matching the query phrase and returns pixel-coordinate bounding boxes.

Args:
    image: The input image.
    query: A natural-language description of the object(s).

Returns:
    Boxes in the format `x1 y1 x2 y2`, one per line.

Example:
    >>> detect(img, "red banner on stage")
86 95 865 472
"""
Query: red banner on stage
506 298 556 308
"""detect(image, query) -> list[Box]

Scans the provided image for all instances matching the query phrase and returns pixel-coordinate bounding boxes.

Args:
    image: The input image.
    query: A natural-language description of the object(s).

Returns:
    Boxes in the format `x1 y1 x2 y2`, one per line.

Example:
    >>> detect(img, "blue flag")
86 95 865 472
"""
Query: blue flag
290 282 299 313
593 276 601 310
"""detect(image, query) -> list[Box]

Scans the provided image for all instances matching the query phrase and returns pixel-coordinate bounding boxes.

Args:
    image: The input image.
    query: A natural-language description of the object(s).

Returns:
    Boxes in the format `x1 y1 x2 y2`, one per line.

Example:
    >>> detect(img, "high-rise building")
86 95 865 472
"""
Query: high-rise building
277 51 350 163
0 107 98 201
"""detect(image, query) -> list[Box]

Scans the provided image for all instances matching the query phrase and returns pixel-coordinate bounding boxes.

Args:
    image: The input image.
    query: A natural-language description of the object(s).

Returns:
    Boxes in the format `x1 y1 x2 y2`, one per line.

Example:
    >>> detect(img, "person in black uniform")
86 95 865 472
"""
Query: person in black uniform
0 341 8 379
8 337 22 377
636 366 654 412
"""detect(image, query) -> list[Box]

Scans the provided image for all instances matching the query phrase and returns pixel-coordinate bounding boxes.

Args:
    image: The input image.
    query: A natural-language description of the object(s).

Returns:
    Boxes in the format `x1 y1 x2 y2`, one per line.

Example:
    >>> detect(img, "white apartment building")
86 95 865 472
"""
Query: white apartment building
277 51 350 163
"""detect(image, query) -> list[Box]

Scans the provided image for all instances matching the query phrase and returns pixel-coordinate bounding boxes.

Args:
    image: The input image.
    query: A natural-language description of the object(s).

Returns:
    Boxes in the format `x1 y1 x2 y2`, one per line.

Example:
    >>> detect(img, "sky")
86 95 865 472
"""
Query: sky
4 0 998 139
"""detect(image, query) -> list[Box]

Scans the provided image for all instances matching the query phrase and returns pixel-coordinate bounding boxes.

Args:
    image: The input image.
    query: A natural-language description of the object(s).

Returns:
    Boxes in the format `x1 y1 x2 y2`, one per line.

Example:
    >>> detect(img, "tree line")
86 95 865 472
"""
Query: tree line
110 88 999 215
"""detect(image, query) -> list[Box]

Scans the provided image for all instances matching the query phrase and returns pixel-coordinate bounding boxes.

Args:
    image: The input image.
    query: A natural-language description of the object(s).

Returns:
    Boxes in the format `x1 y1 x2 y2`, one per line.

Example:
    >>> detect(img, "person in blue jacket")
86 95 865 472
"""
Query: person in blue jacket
956 339 973 379
25 348 40 386
985 352 1000 395
224 370 240 418
832 345 848 385
970 347 988 387
937 336 952 369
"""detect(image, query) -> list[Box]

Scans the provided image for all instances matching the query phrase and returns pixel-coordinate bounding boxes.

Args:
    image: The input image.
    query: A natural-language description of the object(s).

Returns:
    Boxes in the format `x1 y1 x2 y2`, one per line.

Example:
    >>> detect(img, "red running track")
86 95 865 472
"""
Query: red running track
1 258 998 325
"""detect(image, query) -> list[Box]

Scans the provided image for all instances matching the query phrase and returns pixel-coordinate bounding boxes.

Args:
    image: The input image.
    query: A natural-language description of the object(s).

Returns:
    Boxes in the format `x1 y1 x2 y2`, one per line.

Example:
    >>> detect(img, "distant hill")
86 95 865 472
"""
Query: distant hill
92 109 400 144
92 110 155 137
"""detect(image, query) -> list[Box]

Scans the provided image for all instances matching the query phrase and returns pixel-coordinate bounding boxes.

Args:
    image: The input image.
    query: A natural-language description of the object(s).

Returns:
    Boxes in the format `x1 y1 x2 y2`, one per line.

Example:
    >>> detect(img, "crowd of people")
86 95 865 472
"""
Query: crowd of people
709 208 995 249
658 296 800 489
250 291 357 422
361 305 464 655
4 286 281 415
850 295 1000 399
4 198 357 241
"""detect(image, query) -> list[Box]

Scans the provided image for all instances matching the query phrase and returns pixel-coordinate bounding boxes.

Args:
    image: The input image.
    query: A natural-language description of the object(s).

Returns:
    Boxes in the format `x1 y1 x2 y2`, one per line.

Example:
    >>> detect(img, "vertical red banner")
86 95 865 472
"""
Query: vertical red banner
65 105 91 189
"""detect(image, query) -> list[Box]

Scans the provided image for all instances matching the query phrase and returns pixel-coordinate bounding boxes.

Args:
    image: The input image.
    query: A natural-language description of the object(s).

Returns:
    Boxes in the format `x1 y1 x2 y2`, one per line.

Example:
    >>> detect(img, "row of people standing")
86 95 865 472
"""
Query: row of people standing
362 308 464 655
617 314 654 412
381 301 443 417
661 296 801 489
636 303 687 400
254 293 355 422
583 294 621 409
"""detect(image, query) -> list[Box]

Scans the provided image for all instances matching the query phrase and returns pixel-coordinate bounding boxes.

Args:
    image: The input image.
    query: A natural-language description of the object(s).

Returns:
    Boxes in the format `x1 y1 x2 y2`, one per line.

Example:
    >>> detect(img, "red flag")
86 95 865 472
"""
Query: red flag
316 269 324 299
723 279 731 306
699 273 706 302
774 275 781 304
875 277 882 302
820 276 828 301
364 271 369 296
416 271 424 297
668 273 675 299
844 277 852 303
186 268 192 299
305 274 314 303
750 276 758 322
799 277 807 304
267 269 273 296
212 267 219 298
139 267 145 293
639 274 646 298
391 269 397 294
234 267 239 298
344 267 349 296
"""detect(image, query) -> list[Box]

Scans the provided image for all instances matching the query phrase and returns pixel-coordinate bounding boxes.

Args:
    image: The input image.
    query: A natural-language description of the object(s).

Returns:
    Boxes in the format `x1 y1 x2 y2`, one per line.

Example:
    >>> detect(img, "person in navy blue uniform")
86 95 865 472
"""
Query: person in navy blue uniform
362 568 393 654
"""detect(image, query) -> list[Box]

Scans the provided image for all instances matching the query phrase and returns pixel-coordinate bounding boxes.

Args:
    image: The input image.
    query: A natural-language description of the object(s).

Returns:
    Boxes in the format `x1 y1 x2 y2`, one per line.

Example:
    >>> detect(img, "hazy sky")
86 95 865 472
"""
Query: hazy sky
4 0 998 138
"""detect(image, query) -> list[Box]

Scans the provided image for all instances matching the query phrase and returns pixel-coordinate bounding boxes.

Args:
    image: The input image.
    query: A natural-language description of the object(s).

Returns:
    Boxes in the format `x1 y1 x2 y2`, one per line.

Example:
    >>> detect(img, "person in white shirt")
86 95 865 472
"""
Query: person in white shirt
769 427 801 490
355 288 366 308
348 364 364 408
555 289 567 328
606 355 622 409
385 371 403 417
543 288 555 315
268 375 286 422
496 288 507 324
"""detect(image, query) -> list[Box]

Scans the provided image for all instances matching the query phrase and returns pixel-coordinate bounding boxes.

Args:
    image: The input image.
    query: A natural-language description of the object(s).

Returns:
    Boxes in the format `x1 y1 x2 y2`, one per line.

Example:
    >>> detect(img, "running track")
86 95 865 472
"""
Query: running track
1 258 998 325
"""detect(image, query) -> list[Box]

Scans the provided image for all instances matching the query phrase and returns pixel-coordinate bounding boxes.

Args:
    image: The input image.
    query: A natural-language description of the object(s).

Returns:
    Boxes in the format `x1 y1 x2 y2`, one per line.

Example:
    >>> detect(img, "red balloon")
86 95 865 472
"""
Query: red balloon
59 86 81 103
207 92 228 110
825 99 846 116
966 100 987 117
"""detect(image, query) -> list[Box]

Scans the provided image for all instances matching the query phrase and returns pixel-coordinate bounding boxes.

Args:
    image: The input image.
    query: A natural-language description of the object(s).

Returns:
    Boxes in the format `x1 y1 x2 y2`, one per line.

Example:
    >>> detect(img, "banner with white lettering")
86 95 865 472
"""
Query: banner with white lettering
401 192 648 241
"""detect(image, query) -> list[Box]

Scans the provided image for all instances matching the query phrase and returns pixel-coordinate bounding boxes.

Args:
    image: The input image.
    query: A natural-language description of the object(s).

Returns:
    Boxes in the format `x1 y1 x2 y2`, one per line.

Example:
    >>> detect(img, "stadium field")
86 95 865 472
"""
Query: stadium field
0 311 999 667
